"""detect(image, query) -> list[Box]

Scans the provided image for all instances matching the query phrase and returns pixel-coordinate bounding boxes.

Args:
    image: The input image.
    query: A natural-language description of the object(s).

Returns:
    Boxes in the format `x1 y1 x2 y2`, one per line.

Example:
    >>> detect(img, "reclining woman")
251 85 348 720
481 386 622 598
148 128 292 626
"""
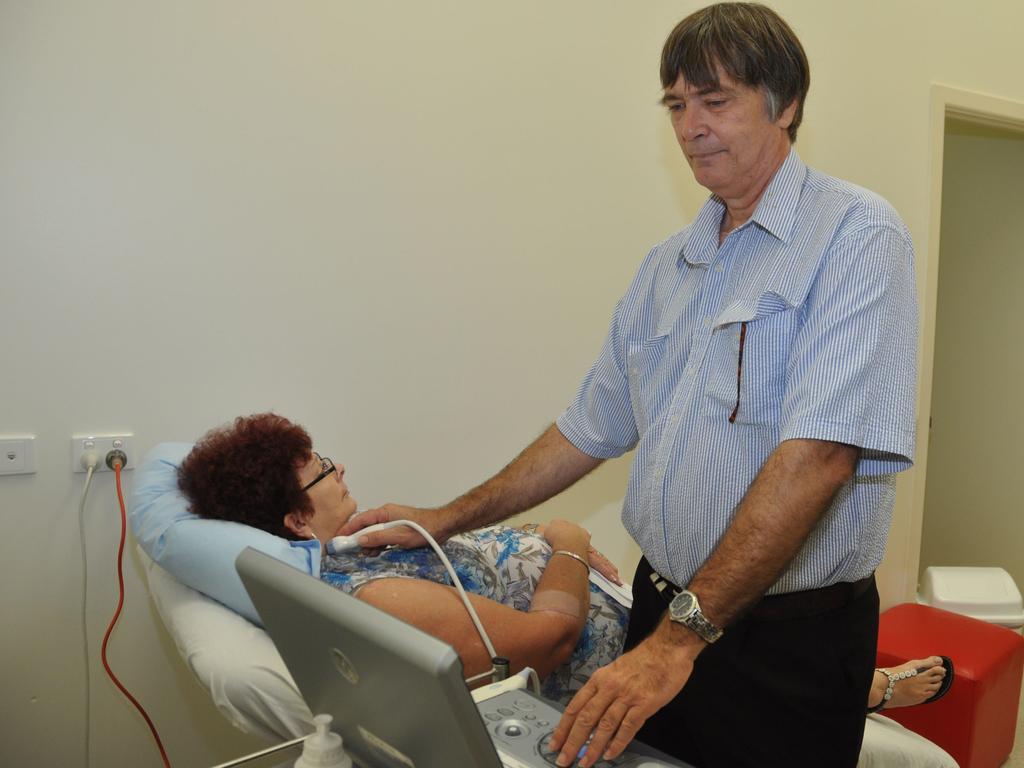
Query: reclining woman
178 413 954 714
177 412 629 704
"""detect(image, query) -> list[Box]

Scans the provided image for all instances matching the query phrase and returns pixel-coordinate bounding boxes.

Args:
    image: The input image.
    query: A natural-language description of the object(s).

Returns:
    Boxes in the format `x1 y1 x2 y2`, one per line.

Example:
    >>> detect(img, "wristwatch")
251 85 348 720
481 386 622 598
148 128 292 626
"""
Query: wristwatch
668 589 723 644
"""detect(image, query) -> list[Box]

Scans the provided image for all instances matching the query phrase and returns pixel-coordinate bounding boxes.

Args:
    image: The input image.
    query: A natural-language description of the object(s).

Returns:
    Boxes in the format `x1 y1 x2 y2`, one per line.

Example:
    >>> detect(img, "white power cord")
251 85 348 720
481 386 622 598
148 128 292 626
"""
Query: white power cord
78 449 99 768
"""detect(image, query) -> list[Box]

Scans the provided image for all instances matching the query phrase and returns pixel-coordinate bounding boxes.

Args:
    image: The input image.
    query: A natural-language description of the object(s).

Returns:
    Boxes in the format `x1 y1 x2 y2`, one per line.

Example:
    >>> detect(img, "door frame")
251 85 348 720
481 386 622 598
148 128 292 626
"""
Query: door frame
903 85 1024 600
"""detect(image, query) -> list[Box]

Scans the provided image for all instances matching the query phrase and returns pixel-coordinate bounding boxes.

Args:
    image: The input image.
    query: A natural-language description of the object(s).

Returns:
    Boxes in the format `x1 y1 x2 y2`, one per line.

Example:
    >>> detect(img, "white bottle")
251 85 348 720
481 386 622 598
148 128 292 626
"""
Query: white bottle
295 714 352 768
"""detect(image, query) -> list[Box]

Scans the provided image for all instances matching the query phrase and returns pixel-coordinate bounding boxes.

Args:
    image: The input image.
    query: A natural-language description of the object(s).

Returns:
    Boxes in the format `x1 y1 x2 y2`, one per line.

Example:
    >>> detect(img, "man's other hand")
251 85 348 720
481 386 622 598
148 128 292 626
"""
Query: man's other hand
547 633 696 767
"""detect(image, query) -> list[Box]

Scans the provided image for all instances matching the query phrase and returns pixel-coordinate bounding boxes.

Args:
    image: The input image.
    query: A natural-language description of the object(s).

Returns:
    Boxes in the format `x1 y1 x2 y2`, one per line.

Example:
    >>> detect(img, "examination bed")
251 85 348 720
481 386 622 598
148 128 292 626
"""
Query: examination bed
131 443 957 766
142 550 958 767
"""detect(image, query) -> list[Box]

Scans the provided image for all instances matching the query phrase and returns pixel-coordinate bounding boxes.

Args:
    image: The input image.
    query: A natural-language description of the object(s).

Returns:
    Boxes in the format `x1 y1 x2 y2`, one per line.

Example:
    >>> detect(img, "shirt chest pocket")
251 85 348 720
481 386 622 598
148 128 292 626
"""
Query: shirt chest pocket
705 295 801 427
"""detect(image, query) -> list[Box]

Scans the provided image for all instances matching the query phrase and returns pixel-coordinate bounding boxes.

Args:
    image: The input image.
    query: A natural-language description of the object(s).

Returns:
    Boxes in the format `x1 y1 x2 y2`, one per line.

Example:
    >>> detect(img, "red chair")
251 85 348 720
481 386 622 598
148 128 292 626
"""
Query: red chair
876 603 1024 768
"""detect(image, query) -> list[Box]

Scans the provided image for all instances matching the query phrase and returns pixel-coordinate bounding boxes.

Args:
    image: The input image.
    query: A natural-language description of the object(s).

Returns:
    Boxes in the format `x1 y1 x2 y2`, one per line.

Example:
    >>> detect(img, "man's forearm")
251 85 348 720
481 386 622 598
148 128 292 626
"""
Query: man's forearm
439 423 604 536
684 437 860 633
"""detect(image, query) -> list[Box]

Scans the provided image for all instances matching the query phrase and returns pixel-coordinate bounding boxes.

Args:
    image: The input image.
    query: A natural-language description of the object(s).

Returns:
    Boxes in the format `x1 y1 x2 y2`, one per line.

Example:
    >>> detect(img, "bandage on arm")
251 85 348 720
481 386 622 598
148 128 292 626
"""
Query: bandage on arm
526 543 591 637
529 590 582 619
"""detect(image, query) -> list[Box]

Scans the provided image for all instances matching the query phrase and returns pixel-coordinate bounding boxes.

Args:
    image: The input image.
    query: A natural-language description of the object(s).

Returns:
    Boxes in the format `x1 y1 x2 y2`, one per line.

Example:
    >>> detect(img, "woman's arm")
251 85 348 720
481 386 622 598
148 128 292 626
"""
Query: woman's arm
355 520 593 680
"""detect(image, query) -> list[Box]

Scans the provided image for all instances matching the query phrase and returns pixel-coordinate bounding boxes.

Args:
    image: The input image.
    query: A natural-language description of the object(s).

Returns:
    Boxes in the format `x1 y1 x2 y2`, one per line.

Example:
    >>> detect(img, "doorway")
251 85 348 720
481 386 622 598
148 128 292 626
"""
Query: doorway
913 87 1024 594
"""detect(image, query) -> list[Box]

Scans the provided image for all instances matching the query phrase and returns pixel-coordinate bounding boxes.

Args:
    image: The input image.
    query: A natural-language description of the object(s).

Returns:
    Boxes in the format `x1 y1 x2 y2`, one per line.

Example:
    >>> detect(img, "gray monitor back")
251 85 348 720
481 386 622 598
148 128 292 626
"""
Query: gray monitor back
236 547 502 768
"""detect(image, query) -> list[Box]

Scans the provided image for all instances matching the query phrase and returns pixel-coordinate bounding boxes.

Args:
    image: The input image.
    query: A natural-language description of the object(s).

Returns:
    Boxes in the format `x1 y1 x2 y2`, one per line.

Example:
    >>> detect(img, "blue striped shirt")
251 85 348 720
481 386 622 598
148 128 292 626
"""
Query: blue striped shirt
557 149 917 594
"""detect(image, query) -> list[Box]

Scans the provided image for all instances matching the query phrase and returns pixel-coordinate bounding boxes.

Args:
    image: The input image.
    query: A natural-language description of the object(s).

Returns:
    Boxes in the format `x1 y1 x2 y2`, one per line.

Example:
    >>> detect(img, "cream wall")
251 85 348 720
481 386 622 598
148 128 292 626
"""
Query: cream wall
920 122 1024 588
2 2 1023 766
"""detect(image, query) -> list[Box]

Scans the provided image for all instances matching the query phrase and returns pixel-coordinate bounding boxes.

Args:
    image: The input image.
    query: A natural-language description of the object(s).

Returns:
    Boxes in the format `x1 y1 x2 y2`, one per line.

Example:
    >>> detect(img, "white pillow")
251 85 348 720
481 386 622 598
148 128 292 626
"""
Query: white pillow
128 442 321 625
140 547 313 740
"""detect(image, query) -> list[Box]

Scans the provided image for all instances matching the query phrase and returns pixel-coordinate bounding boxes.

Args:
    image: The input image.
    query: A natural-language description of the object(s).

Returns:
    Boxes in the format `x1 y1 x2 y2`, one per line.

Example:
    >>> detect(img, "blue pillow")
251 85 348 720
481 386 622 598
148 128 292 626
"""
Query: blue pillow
129 442 321 625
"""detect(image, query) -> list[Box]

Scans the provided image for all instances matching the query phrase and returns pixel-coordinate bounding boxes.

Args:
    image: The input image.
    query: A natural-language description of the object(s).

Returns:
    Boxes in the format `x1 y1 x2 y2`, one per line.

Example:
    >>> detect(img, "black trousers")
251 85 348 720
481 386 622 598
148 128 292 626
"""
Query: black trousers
625 557 879 768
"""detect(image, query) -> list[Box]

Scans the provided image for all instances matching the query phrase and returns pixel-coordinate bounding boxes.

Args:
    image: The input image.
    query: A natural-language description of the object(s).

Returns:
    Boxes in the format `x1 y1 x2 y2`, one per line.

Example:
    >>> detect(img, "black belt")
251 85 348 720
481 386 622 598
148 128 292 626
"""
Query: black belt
649 570 875 622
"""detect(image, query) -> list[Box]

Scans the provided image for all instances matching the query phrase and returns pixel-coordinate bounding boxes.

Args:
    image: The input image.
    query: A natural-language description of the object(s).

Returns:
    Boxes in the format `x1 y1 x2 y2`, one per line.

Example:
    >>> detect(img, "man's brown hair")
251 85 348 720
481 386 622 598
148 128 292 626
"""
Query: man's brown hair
661 3 810 142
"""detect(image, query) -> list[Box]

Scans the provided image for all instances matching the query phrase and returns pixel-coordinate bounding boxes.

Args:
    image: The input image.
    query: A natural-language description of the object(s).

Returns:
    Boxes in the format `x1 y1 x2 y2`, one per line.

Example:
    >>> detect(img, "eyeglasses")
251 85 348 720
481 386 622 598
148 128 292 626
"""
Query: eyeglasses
302 453 336 492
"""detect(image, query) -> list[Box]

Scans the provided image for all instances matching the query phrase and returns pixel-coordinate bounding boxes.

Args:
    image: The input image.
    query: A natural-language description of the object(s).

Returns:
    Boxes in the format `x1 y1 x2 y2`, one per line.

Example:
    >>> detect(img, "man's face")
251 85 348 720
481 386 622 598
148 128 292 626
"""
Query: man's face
662 68 796 202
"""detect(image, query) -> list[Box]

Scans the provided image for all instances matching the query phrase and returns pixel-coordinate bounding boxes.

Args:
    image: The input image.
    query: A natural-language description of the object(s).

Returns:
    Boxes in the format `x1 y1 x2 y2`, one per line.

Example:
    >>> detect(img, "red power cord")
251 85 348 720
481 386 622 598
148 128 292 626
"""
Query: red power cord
99 462 172 768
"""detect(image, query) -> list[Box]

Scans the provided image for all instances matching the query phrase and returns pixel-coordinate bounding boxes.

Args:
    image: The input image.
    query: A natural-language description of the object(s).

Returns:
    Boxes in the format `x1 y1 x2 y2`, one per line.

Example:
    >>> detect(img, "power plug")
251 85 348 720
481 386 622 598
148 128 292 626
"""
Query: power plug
81 443 100 472
105 449 127 470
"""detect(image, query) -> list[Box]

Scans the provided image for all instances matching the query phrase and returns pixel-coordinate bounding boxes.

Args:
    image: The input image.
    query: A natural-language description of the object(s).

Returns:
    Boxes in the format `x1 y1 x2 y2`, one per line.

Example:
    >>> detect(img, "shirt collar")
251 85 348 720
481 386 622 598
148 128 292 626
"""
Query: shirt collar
748 147 805 244
679 147 806 266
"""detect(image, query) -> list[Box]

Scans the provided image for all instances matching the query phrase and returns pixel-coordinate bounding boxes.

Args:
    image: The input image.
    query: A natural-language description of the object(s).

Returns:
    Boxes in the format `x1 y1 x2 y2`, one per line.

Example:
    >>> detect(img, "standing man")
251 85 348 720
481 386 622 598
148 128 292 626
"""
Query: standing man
343 4 917 766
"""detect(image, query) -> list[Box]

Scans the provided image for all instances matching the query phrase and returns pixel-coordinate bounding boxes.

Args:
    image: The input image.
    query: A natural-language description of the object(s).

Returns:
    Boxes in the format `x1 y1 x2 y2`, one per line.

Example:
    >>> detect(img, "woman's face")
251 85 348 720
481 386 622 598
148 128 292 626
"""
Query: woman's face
288 452 359 543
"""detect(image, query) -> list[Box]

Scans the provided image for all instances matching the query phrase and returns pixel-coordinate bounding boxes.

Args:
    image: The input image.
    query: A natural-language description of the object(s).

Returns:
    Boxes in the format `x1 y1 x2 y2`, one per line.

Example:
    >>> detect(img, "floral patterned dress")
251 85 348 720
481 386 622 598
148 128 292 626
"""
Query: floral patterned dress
320 525 629 703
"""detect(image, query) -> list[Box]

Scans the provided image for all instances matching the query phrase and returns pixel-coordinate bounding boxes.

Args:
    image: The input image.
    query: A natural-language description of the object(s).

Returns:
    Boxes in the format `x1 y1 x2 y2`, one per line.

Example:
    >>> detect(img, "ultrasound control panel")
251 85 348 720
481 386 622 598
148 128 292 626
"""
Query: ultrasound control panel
476 690 690 768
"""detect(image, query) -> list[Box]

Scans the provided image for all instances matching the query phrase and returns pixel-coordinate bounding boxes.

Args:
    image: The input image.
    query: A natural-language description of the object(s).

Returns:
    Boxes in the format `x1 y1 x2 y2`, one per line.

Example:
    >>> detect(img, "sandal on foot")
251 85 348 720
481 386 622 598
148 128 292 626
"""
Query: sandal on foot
866 656 954 714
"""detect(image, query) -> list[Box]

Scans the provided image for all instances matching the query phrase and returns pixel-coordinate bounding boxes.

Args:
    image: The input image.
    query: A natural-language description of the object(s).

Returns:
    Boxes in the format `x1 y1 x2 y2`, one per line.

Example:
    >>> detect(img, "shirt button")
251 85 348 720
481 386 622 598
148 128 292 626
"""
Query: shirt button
715 263 724 273
703 316 713 327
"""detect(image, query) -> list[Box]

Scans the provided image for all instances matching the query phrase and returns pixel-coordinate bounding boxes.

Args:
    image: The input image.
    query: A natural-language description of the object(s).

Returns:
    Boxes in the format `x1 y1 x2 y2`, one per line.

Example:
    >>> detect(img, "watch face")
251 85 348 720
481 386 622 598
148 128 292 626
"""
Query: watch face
671 590 696 619
669 589 722 643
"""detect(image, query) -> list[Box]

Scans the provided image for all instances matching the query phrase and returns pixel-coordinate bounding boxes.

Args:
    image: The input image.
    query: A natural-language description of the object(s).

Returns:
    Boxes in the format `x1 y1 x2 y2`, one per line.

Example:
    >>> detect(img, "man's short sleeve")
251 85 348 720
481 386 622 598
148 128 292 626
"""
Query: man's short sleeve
780 224 918 475
557 299 640 459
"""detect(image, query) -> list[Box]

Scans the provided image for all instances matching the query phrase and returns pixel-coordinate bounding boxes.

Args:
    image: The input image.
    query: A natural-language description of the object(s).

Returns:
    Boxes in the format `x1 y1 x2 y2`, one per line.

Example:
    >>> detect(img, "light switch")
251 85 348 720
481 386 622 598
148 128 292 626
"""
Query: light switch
0 436 36 476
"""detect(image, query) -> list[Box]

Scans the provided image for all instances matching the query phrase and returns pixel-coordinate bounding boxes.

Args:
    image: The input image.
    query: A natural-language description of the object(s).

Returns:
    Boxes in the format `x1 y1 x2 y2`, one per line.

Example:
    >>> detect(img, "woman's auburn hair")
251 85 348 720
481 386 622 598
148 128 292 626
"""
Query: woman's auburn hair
178 413 313 539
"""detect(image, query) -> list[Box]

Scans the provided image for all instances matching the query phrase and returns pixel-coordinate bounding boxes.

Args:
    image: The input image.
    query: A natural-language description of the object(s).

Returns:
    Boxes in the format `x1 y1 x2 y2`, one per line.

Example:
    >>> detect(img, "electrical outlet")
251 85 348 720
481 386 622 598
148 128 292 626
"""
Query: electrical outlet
0 436 36 476
72 434 134 473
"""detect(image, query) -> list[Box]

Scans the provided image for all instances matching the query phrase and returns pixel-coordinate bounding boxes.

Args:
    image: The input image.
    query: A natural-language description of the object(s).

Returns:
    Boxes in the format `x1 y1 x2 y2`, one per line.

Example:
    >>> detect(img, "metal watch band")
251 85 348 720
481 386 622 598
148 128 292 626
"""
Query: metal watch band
685 610 723 644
